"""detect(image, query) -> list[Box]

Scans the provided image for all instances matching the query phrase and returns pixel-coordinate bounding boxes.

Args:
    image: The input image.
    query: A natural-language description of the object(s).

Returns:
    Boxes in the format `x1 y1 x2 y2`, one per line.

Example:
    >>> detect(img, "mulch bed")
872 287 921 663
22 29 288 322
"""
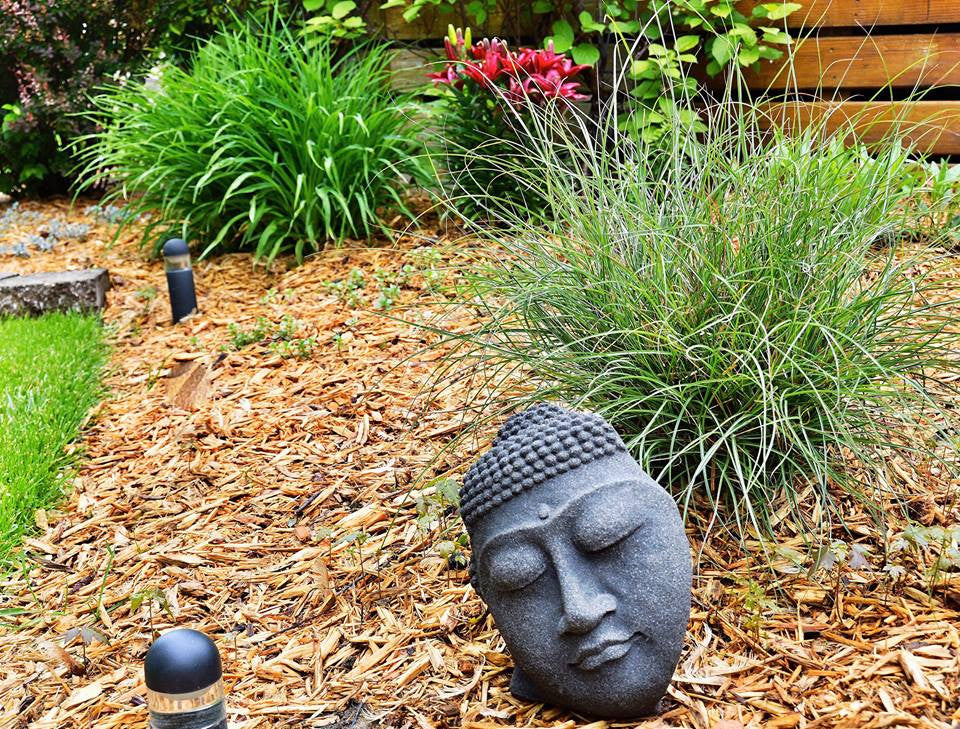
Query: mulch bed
0 199 959 729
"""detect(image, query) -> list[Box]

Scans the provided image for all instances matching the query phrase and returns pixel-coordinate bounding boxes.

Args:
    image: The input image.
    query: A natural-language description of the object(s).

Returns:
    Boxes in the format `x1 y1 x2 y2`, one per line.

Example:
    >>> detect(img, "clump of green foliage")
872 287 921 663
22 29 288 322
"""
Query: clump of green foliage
77 11 428 262
433 102 960 539
0 313 106 564
226 315 314 358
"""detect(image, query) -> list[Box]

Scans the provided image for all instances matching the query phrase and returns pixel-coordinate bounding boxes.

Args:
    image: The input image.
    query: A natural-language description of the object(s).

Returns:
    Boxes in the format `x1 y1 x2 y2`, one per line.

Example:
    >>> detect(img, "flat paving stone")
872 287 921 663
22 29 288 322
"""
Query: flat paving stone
0 268 110 316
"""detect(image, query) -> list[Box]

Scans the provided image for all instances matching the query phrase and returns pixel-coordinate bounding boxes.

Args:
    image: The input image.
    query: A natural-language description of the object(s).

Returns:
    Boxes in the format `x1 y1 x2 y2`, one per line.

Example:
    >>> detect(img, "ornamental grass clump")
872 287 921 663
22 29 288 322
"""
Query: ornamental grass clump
435 104 960 537
76 13 427 262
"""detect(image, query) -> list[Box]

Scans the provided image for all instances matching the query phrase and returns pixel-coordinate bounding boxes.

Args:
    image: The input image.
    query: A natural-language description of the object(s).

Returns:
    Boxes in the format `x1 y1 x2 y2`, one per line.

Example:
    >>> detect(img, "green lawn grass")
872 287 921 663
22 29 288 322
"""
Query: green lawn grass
0 313 106 563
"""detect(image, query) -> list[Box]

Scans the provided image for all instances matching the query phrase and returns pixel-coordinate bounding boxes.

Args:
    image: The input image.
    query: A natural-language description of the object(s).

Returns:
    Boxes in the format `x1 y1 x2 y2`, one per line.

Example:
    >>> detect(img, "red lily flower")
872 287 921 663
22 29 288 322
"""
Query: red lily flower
426 34 590 105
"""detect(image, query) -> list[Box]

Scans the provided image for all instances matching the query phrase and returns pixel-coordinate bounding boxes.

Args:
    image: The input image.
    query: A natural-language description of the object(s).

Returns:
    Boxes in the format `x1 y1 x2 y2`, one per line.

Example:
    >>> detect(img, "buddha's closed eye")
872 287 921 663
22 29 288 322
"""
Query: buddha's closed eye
486 542 547 592
572 495 645 554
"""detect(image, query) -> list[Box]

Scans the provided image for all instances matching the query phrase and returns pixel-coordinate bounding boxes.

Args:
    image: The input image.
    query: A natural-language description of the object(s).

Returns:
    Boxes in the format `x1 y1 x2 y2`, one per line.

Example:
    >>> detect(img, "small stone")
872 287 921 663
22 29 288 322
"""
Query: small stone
0 268 109 316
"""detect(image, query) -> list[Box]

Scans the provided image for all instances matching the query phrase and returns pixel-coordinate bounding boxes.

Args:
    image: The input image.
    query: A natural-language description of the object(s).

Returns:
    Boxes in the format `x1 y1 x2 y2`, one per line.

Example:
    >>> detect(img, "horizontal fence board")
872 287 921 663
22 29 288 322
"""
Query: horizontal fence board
390 48 442 91
759 100 960 153
739 0 960 29
368 6 540 41
744 33 960 89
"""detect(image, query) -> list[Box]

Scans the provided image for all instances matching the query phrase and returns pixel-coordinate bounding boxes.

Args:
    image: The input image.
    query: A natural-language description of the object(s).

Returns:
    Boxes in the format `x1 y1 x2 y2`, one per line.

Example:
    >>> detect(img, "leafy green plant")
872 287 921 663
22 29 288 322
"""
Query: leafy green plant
302 0 366 38
899 160 960 244
430 100 960 540
76 11 428 262
327 268 367 306
226 315 314 356
228 317 273 349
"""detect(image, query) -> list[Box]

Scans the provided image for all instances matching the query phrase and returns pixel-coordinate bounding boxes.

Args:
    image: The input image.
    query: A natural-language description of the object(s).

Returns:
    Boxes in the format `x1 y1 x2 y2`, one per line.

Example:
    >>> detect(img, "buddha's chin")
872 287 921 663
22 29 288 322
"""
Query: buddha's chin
534 645 669 718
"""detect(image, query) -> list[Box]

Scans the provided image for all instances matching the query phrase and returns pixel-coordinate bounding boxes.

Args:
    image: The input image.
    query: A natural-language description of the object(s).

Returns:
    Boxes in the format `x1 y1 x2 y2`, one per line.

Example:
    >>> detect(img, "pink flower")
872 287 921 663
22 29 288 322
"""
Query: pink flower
426 34 590 106
427 63 463 89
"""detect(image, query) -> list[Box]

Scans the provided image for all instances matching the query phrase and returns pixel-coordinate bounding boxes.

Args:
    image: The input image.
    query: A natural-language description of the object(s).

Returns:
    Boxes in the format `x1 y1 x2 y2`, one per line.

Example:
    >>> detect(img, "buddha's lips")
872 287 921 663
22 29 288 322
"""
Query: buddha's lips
570 630 644 671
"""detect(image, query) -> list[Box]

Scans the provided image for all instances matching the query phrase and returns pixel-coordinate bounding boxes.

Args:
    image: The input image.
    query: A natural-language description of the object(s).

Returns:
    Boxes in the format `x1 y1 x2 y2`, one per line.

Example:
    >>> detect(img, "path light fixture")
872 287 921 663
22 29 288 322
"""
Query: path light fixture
162 238 198 324
145 628 227 729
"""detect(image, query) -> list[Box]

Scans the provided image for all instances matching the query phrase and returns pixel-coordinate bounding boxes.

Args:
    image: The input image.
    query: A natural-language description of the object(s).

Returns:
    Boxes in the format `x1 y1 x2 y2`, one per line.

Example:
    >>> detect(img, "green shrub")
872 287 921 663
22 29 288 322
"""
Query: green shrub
77 13 428 261
434 104 959 537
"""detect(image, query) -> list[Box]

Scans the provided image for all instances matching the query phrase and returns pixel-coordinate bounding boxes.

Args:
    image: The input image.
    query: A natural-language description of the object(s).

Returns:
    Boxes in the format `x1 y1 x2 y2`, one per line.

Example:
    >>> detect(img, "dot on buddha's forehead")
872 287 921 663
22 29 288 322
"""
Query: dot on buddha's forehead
538 504 551 520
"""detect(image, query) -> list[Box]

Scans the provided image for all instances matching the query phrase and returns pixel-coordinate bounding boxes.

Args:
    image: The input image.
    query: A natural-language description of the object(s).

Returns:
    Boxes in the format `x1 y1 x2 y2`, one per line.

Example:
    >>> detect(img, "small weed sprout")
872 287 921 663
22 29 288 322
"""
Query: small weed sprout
890 524 960 588
228 317 271 349
373 285 401 311
328 269 366 306
411 247 446 290
737 578 776 639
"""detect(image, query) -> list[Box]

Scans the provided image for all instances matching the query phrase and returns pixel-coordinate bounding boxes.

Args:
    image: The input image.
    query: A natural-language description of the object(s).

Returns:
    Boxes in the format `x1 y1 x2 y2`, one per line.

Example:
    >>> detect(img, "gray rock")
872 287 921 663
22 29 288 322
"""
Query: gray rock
0 272 16 281
460 404 691 718
0 268 110 316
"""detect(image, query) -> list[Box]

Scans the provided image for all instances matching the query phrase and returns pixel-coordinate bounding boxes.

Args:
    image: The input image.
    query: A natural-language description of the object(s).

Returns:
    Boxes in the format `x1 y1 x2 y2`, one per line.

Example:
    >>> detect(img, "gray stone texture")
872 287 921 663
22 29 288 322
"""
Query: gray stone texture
461 404 692 718
0 268 110 316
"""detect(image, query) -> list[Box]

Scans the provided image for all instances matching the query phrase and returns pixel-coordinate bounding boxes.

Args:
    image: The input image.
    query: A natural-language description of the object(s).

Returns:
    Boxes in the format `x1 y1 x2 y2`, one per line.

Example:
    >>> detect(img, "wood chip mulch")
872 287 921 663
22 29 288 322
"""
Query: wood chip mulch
1 199 959 729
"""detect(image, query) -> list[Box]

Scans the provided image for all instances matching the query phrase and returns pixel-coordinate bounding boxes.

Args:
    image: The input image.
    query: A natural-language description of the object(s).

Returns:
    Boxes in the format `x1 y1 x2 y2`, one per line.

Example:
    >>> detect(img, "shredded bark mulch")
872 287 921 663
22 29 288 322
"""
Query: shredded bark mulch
0 200 959 729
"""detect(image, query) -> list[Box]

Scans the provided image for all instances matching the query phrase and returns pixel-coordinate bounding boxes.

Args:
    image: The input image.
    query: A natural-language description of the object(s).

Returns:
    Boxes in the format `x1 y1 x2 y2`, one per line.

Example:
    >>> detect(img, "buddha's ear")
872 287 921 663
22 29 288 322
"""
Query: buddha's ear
509 666 546 704
469 552 484 600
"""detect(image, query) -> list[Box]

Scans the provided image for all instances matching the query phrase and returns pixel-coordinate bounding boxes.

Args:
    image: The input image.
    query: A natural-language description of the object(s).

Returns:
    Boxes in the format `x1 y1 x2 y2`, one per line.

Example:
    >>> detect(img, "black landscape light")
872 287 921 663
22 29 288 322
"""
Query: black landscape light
162 238 198 324
145 629 227 729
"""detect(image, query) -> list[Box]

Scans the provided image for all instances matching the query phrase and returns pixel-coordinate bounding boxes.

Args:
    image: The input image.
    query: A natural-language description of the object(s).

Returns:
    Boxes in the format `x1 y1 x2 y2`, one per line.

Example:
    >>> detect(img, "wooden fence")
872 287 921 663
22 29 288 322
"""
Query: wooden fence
380 0 960 153
741 0 960 153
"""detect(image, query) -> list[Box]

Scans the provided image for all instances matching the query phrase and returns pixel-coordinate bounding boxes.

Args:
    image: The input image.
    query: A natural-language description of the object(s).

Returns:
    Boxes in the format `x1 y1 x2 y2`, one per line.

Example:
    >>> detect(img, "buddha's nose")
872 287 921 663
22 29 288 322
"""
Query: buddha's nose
554 551 616 635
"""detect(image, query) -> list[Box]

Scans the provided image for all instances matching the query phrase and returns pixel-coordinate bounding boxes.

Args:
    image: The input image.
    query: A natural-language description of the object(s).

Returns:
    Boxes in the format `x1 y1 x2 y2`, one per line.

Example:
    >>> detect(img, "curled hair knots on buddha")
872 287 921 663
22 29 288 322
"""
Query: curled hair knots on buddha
459 403 627 529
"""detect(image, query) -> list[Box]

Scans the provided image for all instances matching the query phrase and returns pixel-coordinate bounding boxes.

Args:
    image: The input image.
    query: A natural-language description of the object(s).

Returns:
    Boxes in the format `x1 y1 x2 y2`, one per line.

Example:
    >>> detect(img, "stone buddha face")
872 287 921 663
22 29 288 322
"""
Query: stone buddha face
461 406 691 718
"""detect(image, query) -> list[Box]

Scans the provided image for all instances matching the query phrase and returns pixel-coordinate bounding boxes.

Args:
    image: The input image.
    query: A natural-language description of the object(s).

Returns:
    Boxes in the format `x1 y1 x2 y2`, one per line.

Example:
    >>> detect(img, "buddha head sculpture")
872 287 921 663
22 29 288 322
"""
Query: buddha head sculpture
460 404 691 718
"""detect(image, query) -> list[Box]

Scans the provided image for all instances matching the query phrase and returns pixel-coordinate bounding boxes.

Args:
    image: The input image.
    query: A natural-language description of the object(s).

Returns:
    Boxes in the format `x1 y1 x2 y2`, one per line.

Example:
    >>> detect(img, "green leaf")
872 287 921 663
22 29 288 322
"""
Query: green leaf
630 59 653 78
549 19 575 53
533 0 553 12
728 24 757 45
710 35 734 66
757 45 784 60
402 5 421 22
762 29 792 44
609 19 640 33
674 35 700 53
578 10 606 33
762 2 802 20
303 0 326 11
737 45 760 66
571 43 601 66
331 1 356 19
467 0 487 24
